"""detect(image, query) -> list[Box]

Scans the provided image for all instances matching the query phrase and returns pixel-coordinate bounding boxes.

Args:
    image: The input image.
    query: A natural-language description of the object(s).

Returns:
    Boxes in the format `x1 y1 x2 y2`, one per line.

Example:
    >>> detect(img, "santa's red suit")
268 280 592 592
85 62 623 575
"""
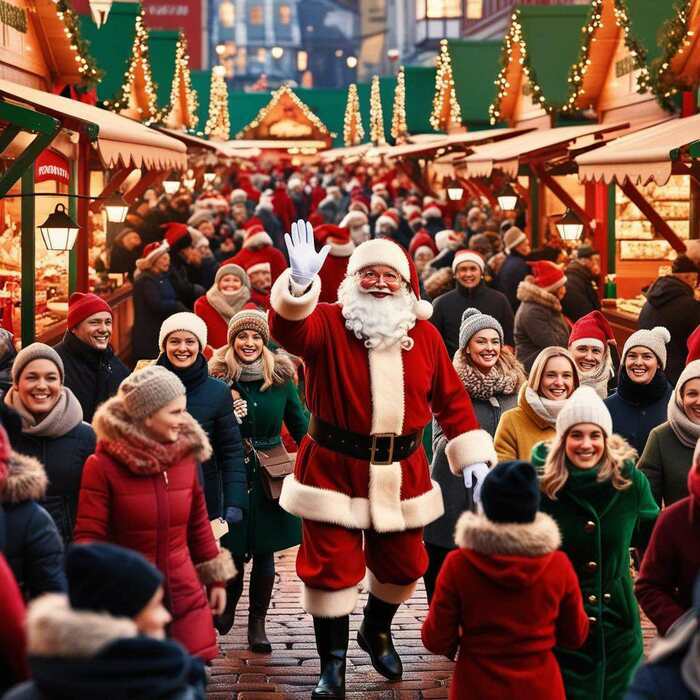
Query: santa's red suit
222 223 287 283
269 240 495 618
314 224 354 304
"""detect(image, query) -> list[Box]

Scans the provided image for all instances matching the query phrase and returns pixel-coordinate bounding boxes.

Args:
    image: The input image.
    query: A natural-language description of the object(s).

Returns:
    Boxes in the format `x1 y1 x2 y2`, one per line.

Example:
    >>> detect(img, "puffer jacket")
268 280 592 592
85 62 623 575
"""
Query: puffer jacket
2 452 66 599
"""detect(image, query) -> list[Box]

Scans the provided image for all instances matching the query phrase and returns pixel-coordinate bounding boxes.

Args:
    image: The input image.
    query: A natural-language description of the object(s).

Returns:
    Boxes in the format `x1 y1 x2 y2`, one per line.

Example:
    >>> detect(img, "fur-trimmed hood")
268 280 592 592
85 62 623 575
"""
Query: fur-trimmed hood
606 433 637 467
516 277 562 312
1 451 47 504
26 593 137 658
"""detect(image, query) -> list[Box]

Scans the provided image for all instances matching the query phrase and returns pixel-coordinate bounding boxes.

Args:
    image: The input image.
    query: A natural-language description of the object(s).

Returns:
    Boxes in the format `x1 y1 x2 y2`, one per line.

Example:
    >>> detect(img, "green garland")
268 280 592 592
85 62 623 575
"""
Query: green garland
55 0 102 88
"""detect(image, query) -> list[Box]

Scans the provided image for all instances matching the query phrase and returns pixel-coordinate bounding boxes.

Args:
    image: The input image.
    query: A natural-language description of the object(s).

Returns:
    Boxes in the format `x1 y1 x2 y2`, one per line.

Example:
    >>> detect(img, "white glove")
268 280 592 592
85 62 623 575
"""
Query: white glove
233 398 247 420
284 219 331 287
462 462 490 504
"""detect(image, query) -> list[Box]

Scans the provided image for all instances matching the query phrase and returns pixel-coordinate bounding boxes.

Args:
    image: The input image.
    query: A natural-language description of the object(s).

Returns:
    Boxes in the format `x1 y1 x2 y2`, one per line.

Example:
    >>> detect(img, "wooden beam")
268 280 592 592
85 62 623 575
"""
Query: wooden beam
76 136 90 292
123 170 163 204
531 162 593 230
88 167 135 213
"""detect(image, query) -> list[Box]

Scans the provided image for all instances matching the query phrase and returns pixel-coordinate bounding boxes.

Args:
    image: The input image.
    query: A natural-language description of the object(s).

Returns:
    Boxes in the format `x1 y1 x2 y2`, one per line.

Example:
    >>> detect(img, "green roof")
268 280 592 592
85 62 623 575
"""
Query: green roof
148 30 179 112
623 0 678 67
404 66 438 133
447 40 502 125
79 2 139 103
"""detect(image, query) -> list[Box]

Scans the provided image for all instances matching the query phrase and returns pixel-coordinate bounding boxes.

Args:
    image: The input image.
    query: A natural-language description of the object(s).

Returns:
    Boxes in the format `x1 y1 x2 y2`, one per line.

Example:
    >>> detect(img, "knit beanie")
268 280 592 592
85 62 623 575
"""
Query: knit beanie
67 292 112 329
119 365 185 420
452 249 485 274
621 326 671 370
556 385 613 437
503 226 527 253
12 342 64 384
481 461 540 524
67 543 163 619
458 307 504 349
158 312 208 352
216 263 250 290
227 309 270 346
688 325 700 366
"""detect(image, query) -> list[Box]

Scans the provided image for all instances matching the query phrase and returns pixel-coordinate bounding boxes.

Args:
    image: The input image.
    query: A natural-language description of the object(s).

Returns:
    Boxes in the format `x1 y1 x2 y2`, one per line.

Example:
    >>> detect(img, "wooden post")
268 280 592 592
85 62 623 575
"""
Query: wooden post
20 169 35 345
76 137 90 292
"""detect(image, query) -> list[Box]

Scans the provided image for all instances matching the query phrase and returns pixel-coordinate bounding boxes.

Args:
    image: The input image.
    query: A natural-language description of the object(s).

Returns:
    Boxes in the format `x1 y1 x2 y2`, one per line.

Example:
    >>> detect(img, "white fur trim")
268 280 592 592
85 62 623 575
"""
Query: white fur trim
302 583 359 617
423 205 442 219
247 261 271 275
243 231 273 249
435 229 456 252
366 570 417 604
158 311 208 351
369 462 405 533
347 239 410 282
270 269 321 321
414 245 434 259
340 211 368 228
375 213 398 230
328 240 355 257
445 429 497 475
452 250 485 273
569 337 605 351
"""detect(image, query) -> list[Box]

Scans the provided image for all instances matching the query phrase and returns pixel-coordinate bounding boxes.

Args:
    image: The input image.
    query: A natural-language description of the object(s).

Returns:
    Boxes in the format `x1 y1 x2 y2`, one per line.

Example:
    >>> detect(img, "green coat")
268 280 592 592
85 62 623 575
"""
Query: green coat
531 439 659 700
224 376 308 559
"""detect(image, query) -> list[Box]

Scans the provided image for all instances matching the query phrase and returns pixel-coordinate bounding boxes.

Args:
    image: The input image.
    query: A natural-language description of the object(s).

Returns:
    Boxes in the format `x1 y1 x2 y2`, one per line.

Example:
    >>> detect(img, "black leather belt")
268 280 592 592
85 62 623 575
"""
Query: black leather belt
308 415 423 465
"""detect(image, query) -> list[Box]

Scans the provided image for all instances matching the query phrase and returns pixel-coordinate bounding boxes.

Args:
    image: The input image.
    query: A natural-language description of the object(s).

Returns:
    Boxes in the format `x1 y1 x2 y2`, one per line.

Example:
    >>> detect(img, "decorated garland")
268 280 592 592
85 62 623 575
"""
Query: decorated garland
391 66 408 142
55 0 102 87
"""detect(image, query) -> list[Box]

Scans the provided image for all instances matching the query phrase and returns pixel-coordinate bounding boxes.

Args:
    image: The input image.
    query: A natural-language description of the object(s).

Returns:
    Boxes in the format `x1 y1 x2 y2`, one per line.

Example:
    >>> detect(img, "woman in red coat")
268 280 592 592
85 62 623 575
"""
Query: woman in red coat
422 461 589 700
74 365 236 662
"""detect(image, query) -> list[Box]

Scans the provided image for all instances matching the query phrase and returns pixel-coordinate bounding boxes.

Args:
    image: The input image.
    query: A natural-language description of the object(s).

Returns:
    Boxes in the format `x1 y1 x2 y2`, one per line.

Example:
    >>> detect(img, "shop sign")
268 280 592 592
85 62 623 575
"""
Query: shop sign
0 0 27 33
34 150 70 186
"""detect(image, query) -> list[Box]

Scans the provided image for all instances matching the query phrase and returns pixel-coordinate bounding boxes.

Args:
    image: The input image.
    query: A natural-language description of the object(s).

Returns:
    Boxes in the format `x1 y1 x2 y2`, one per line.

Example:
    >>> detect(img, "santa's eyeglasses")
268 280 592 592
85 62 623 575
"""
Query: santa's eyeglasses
358 270 402 288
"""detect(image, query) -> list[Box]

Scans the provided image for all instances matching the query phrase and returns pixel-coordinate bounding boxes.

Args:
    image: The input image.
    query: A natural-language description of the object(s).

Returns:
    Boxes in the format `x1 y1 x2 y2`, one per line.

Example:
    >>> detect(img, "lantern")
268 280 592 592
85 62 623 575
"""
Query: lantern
556 209 585 241
89 0 113 28
497 182 518 211
444 177 463 202
103 192 129 223
203 169 217 184
183 177 197 191
39 203 80 252
163 172 181 195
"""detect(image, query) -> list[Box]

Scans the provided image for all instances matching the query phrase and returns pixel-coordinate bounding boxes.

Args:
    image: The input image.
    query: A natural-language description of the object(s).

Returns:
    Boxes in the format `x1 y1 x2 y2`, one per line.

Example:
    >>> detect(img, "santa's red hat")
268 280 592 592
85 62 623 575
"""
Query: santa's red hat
349 196 370 215
244 251 272 276
409 231 437 258
346 239 433 320
435 229 461 252
340 210 368 229
422 204 442 220
372 182 389 195
569 310 616 350
452 249 485 273
243 221 273 249
375 209 400 230
688 325 700 365
371 194 387 212
136 240 170 272
407 209 422 228
529 260 566 293
308 211 325 227
162 222 192 253
315 224 354 258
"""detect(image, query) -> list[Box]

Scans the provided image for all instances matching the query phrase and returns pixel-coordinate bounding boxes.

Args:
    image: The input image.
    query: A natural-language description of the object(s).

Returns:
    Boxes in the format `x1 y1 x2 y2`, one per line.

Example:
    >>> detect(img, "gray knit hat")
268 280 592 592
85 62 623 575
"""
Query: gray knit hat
458 307 504 349
12 342 64 384
622 326 671 370
215 263 250 290
227 309 270 346
503 226 527 253
118 366 185 420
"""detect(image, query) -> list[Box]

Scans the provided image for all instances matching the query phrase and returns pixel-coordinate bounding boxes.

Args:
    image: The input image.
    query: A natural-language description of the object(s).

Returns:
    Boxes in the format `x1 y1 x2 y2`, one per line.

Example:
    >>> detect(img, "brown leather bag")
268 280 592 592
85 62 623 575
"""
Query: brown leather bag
256 444 295 500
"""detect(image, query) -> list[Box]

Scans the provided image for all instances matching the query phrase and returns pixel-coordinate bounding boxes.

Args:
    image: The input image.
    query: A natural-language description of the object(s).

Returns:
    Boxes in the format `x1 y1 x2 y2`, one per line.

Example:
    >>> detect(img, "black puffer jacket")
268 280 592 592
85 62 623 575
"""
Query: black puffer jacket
2 452 66 599
561 261 600 322
638 275 700 386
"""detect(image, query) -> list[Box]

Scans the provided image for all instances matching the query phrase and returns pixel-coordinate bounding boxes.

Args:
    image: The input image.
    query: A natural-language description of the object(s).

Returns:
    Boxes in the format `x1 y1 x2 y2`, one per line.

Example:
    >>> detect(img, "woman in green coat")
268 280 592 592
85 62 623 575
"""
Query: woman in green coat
209 309 308 653
531 386 658 700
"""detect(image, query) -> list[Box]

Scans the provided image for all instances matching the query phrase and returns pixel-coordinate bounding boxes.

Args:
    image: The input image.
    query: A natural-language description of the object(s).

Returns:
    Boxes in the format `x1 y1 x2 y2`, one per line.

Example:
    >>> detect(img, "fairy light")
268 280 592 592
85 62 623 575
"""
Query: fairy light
343 83 364 147
369 75 386 146
430 39 462 132
55 0 101 85
164 32 199 130
205 67 230 140
391 65 408 142
612 0 650 95
564 0 603 112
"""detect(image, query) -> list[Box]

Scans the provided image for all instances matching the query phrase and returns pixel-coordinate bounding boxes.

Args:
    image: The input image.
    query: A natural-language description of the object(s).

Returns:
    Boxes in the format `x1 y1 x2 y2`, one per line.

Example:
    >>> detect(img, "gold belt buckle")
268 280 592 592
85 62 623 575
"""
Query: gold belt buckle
370 433 396 465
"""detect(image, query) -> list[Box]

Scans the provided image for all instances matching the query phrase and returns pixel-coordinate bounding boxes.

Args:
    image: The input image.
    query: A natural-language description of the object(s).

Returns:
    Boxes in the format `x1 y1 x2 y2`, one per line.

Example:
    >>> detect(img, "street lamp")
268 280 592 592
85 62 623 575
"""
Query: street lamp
497 182 518 211
346 56 358 69
271 46 284 60
89 0 112 28
444 177 464 201
103 192 129 223
556 209 585 241
39 203 80 252
163 172 181 195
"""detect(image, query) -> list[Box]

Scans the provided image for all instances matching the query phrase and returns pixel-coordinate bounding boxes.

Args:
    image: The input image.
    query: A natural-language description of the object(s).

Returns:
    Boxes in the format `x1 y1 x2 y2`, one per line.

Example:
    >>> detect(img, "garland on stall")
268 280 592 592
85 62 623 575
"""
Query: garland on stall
205 67 230 140
612 0 651 97
369 75 386 146
391 66 408 141
164 33 199 130
343 83 364 147
430 39 462 132
55 0 102 87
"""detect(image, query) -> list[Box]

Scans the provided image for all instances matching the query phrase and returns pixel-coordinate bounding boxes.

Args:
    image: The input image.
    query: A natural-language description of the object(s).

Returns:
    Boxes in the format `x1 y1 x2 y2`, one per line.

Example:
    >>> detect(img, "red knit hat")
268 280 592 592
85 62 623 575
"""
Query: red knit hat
569 310 616 350
687 325 700 365
162 222 192 252
315 224 351 246
135 240 170 272
68 292 112 329
528 260 566 293
409 230 438 258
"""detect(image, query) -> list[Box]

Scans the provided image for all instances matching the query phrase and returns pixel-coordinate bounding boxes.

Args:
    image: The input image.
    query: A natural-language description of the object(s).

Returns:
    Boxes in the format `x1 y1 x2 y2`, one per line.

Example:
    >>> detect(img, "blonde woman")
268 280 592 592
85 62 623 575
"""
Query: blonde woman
531 386 659 700
493 347 579 462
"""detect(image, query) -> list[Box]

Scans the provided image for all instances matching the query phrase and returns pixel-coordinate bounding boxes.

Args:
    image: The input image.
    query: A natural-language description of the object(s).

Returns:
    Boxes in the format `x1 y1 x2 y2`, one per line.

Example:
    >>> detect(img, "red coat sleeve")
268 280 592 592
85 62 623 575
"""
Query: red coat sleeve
73 454 111 543
0 555 28 684
555 553 590 649
421 551 461 659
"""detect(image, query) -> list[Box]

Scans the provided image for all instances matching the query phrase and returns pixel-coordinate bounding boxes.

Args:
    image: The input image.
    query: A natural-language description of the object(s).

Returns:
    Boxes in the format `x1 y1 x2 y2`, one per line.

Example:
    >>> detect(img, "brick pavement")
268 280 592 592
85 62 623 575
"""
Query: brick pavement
209 547 658 700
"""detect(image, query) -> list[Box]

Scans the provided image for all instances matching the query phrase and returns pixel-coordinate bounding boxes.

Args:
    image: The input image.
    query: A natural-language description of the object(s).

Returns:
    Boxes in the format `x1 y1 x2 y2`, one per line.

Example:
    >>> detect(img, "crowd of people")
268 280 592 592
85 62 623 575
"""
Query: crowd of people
2 159 700 700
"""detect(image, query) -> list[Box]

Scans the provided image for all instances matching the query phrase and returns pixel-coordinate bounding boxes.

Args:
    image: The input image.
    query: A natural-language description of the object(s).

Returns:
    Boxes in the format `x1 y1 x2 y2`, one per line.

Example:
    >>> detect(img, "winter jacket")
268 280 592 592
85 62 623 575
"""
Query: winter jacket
3 593 207 700
169 256 205 310
254 206 285 254
514 279 570 372
493 384 556 462
431 282 514 358
0 544 27 694
635 497 700 636
532 438 659 700
561 261 600 322
73 401 236 661
625 649 697 700
422 511 589 700
193 295 228 350
133 271 188 361
156 355 246 520
0 335 16 395
495 250 530 311
54 332 130 423
638 274 700 386
6 420 95 548
1 452 65 600
638 422 693 507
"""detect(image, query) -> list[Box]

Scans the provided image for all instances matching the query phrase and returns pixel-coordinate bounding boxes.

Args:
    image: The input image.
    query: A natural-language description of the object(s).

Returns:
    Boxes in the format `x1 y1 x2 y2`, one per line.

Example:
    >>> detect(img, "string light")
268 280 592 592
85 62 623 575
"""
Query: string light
612 0 651 96
391 65 408 142
564 0 602 112
343 83 364 147
55 0 101 85
369 75 386 146
164 32 199 130
430 39 462 132
205 67 231 140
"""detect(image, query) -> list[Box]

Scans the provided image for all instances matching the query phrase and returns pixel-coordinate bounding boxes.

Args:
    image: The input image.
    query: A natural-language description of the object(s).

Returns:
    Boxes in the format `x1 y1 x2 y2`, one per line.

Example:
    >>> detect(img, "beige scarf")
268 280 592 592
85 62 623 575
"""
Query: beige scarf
668 391 700 448
5 386 84 438
524 387 566 427
206 285 251 324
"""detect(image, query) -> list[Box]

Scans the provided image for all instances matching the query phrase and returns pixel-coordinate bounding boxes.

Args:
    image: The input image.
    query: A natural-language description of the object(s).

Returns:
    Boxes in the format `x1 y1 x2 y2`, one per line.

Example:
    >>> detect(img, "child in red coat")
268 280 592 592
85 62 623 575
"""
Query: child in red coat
422 460 589 700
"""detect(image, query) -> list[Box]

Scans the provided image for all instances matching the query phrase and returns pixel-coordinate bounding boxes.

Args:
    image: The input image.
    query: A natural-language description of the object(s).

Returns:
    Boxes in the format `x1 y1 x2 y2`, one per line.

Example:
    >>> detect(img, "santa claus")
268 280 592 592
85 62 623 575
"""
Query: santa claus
314 224 355 304
269 220 496 698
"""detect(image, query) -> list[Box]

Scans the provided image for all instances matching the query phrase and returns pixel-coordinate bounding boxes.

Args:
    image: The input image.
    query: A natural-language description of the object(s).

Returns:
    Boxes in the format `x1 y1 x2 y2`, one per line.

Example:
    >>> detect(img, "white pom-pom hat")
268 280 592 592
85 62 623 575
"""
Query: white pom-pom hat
621 326 671 370
346 239 433 321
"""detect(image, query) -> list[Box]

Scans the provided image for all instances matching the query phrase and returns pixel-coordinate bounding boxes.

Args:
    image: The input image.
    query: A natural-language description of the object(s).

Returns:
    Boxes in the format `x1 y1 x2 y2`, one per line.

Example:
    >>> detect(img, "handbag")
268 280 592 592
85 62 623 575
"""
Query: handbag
255 443 295 500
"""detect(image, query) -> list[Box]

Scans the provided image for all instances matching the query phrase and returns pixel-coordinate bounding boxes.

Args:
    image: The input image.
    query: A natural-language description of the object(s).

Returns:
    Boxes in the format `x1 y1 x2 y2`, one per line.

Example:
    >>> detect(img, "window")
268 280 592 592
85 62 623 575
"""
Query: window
279 3 291 24
466 0 482 19
249 5 263 24
423 0 462 18
416 0 462 43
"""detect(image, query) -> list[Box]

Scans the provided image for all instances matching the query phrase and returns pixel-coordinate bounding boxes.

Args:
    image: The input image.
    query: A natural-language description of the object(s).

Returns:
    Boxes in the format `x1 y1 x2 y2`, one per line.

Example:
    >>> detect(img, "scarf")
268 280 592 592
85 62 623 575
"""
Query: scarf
579 352 614 399
668 392 700 449
157 354 209 393
238 356 265 383
5 386 83 438
565 458 617 513
617 367 669 406
525 387 566 427
205 285 251 325
453 350 524 402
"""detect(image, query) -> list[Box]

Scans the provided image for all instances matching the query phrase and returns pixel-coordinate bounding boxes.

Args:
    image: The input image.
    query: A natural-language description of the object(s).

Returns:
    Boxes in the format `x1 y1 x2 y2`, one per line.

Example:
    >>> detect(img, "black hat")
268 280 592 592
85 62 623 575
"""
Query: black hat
672 254 700 274
67 543 163 618
576 245 599 260
481 461 540 524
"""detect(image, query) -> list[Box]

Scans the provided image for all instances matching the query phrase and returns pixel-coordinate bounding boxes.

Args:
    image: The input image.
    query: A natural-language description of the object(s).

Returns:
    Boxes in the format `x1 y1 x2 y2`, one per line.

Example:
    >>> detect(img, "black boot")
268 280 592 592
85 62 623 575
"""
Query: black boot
356 594 402 681
312 615 348 699
247 571 274 653
214 565 244 635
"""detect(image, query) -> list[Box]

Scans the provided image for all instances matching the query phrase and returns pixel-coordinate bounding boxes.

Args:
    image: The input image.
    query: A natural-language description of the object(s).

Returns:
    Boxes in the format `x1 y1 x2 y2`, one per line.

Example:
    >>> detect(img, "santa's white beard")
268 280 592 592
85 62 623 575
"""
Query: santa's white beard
338 276 417 350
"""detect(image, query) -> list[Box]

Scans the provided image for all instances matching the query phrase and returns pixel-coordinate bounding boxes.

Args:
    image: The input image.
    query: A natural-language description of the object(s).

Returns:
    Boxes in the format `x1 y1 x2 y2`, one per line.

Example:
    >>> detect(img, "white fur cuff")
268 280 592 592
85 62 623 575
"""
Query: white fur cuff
302 584 359 617
445 429 497 475
270 268 322 321
196 549 237 585
367 570 417 604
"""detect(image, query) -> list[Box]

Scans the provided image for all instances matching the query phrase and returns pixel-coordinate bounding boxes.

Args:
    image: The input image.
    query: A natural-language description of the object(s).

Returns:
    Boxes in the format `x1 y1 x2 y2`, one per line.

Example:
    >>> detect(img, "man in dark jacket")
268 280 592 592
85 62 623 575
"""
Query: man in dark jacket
495 226 531 312
431 249 514 358
54 293 130 423
561 245 601 322
163 222 206 308
638 255 700 386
